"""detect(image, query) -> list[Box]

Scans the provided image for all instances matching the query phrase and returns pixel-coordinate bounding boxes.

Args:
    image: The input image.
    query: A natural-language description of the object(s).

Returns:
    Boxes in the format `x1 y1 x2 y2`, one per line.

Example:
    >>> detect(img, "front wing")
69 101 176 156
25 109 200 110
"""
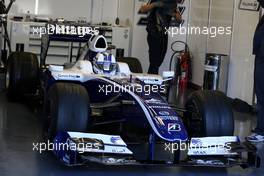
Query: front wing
52 132 259 168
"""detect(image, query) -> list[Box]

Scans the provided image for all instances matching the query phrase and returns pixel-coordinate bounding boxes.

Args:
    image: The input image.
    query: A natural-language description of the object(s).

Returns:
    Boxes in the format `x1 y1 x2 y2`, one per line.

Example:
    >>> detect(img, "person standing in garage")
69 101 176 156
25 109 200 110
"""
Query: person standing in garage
247 0 264 142
139 0 182 74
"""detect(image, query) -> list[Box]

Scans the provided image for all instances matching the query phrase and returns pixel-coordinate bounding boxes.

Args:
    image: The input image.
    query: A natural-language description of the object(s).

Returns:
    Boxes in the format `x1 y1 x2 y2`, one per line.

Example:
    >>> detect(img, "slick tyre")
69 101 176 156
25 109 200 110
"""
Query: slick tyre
117 57 143 73
6 52 39 100
185 90 234 137
45 83 91 139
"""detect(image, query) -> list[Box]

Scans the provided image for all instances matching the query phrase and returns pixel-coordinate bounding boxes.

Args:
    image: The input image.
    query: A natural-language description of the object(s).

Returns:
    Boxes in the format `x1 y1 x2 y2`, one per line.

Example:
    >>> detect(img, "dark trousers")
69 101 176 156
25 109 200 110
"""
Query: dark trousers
147 33 168 74
254 56 264 135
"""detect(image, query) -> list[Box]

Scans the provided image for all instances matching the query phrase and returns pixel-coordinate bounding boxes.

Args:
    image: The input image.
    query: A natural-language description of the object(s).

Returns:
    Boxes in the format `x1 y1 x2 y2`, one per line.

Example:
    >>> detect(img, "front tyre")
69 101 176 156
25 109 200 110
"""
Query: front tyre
45 83 91 140
184 90 234 137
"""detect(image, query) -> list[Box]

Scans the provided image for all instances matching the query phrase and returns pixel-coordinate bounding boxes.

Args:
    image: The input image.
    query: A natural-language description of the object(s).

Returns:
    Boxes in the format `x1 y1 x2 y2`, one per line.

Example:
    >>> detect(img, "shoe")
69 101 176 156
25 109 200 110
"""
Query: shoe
246 133 264 143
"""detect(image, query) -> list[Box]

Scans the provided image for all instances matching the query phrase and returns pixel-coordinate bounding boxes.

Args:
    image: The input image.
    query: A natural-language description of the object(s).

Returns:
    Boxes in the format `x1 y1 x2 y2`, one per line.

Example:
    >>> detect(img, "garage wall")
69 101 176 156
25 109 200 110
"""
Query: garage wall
130 0 149 73
227 0 259 104
187 0 210 86
206 0 234 55
7 0 134 26
118 0 135 26
188 0 234 86
188 0 259 104
90 0 134 26
38 0 93 21
6 0 36 14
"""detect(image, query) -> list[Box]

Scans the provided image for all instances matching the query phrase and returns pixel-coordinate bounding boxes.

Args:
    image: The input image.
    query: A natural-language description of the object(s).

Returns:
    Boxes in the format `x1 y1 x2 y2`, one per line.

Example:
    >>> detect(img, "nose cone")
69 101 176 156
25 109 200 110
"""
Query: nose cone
153 114 188 142
140 93 189 142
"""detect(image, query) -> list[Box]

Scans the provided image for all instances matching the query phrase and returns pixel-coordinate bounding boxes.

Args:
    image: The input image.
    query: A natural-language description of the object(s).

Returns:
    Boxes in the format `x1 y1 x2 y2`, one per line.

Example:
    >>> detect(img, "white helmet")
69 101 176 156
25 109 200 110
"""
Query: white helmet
88 35 108 53
93 52 117 76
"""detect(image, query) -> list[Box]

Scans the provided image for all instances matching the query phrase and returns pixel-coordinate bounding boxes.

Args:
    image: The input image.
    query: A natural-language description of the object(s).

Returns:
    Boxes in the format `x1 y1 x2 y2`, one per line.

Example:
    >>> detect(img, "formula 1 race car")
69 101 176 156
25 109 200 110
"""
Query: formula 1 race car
5 33 258 168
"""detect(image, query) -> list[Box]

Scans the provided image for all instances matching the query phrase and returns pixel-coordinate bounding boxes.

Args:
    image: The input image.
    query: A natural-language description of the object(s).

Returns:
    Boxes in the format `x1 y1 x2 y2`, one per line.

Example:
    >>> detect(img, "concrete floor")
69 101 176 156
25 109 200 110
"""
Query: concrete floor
0 92 264 176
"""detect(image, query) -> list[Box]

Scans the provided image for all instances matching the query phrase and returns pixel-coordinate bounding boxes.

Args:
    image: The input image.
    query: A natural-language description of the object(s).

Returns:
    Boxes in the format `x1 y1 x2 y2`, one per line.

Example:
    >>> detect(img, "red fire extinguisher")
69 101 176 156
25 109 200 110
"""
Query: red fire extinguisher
169 41 192 91
179 49 191 90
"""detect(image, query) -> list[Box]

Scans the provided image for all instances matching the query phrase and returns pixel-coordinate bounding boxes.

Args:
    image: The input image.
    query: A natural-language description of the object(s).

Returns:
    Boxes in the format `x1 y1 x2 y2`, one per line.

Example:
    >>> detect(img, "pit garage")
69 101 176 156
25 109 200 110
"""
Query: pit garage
0 0 264 175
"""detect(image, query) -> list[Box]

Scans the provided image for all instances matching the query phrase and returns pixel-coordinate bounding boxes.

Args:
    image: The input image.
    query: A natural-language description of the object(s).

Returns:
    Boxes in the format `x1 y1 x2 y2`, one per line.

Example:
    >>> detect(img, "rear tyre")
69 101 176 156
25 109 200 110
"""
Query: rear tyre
117 57 143 73
6 52 39 100
184 90 234 137
45 83 91 139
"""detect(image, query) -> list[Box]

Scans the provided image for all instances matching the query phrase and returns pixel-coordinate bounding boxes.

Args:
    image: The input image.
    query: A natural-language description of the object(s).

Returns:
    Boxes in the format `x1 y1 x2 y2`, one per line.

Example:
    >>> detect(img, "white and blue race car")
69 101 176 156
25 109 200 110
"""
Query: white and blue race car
5 33 258 167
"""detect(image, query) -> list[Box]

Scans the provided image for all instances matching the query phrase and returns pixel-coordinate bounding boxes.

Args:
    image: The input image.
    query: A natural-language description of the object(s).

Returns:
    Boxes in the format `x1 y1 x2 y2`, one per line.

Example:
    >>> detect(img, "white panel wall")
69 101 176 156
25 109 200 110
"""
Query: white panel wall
187 0 210 86
131 0 149 73
207 0 234 55
6 0 35 15
7 0 134 26
91 0 118 24
187 0 234 86
118 0 135 26
188 0 258 104
91 0 134 26
227 0 259 104
38 0 92 21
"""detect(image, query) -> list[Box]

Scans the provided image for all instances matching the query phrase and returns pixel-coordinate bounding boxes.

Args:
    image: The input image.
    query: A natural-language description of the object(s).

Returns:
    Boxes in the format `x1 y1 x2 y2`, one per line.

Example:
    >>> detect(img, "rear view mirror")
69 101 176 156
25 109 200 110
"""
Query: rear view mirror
162 71 175 79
